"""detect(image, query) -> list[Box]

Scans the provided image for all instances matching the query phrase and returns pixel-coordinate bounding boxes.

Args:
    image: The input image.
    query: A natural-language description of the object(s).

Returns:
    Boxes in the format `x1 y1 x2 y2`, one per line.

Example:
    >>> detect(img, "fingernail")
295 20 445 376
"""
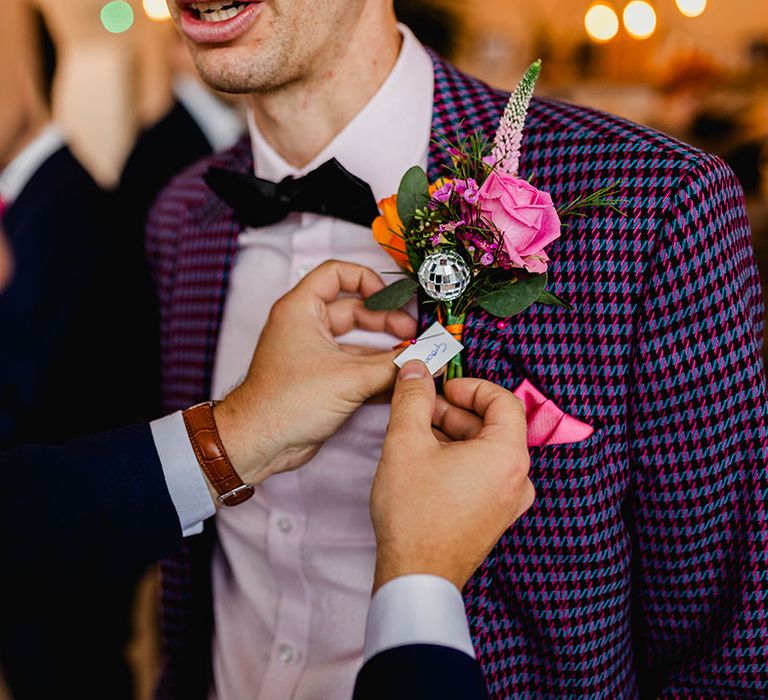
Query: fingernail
399 360 427 380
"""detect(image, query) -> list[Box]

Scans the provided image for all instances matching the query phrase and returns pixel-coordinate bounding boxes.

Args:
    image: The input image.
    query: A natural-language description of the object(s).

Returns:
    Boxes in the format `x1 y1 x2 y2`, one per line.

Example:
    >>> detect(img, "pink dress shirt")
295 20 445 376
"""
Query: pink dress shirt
207 26 435 700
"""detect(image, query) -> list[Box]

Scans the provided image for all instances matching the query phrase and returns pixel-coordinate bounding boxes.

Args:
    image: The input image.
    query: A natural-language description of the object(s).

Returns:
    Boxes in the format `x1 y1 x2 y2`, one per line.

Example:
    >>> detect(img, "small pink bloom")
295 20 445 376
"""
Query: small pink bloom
438 219 464 234
462 179 480 204
477 172 561 273
431 181 454 203
480 252 494 266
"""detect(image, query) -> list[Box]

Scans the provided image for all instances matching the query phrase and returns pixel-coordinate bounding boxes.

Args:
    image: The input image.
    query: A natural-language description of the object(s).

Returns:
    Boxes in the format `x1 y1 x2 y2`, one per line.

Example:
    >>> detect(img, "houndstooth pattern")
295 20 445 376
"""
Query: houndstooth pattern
146 52 768 699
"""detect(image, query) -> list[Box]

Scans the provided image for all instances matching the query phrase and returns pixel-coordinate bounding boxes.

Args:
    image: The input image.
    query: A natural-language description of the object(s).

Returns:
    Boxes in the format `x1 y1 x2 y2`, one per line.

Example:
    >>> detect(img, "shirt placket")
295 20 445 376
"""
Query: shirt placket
257 483 310 700
255 214 332 700
291 213 333 281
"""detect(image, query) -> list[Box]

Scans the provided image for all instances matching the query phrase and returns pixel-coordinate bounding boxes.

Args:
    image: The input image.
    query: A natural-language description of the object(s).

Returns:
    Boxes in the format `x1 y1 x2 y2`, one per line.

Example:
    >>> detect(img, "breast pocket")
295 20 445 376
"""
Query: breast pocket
528 427 619 487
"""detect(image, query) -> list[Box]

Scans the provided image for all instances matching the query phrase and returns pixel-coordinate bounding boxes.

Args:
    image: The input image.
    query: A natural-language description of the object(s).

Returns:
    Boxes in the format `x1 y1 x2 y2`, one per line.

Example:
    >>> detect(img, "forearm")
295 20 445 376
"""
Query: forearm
0 422 184 587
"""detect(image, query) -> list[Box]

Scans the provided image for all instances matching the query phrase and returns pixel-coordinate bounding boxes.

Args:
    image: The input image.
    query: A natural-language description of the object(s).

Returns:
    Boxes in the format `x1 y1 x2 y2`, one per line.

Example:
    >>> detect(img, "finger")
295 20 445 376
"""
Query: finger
339 346 409 362
508 479 536 524
432 395 484 441
444 378 526 442
343 349 401 400
431 427 453 444
292 260 387 304
339 343 389 358
338 344 383 356
326 298 417 339
387 360 438 441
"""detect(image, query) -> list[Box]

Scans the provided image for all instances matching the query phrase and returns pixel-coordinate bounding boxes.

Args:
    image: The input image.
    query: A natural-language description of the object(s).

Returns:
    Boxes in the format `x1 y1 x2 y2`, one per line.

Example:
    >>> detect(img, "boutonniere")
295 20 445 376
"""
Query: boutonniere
366 61 622 379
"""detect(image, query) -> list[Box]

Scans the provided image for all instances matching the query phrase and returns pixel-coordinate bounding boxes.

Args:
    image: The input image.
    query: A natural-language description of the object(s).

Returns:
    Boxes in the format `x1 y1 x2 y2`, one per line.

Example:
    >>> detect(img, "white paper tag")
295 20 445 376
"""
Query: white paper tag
394 321 464 376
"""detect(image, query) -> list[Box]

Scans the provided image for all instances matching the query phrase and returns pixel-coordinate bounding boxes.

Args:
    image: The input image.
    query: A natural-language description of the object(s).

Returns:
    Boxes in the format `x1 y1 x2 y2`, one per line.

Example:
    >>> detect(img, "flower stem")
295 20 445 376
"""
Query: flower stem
444 309 466 380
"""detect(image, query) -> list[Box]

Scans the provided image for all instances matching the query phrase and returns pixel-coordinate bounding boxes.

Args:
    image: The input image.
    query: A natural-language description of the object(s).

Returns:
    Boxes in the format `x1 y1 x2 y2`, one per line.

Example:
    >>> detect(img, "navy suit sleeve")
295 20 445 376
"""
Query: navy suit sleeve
0 422 183 591
353 645 489 700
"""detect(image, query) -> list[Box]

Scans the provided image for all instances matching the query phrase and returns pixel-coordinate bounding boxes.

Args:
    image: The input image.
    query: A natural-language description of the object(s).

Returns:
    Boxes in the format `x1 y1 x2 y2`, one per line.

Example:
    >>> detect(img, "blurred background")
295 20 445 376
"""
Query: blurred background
0 1 766 698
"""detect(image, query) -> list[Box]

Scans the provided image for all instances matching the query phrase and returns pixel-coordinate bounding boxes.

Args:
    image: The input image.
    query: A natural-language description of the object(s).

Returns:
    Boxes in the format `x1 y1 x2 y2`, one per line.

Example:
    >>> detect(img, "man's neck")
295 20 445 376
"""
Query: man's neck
246 16 401 169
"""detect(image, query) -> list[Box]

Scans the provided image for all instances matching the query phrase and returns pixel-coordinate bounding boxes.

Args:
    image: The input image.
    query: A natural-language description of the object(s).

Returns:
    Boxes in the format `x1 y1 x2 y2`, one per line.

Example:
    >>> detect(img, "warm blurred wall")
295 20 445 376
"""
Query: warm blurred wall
455 0 768 87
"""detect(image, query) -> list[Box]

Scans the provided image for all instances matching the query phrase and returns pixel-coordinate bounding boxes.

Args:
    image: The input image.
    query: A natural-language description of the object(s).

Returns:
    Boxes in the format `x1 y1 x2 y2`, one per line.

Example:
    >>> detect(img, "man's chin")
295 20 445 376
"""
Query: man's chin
191 51 269 94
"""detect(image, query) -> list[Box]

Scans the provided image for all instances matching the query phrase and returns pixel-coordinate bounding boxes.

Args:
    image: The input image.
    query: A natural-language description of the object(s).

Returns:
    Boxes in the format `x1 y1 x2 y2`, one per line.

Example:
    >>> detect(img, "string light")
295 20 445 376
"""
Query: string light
623 1 657 40
675 0 707 18
585 3 620 43
100 1 134 33
143 0 171 21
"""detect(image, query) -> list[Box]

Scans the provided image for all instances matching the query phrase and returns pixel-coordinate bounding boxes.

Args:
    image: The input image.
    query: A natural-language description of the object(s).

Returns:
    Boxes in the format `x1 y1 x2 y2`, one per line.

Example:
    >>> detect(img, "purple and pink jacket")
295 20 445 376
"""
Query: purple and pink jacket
146 53 768 698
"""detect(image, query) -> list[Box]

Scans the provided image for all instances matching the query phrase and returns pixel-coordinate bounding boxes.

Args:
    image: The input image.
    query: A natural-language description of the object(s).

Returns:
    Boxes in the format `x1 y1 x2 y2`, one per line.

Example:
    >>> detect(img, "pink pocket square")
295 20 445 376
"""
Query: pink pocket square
512 380 594 447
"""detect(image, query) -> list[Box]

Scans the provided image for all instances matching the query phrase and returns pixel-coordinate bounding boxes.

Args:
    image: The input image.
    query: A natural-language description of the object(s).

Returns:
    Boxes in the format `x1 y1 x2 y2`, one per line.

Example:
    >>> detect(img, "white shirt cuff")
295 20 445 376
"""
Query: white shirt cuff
363 574 476 661
150 412 216 537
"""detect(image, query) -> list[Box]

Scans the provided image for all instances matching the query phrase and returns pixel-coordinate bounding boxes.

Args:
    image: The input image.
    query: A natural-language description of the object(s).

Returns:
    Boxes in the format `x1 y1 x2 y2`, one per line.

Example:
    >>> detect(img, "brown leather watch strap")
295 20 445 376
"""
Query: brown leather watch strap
182 401 254 507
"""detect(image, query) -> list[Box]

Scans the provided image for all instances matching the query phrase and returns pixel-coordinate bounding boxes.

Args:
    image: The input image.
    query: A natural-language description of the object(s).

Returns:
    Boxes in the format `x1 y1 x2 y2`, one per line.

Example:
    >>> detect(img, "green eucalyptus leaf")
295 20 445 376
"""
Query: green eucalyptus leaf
364 278 419 311
477 274 547 318
537 290 574 310
396 166 430 228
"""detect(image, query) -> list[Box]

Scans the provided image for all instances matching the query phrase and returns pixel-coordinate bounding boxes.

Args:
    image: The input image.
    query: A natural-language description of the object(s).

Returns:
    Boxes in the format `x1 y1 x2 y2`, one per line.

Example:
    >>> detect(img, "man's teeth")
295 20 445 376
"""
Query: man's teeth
190 1 249 22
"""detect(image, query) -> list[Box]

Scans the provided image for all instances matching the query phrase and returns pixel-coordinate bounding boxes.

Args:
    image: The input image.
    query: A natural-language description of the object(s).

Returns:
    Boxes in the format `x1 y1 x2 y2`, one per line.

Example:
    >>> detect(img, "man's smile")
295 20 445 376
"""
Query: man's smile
176 0 263 44
189 1 251 22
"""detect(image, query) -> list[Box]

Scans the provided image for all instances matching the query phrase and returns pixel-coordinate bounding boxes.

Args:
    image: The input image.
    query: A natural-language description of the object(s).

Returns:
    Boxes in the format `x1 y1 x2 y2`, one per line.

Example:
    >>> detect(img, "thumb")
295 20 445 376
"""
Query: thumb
389 360 436 438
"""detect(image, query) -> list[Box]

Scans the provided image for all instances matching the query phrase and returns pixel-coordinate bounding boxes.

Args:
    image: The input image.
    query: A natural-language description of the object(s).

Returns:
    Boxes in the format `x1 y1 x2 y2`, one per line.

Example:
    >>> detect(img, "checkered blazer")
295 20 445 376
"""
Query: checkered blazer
145 52 768 699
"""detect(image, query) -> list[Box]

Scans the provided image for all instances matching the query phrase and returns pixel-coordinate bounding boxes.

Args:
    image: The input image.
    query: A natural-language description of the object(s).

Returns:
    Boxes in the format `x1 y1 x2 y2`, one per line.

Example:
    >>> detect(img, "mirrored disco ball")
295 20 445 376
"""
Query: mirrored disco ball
417 250 471 302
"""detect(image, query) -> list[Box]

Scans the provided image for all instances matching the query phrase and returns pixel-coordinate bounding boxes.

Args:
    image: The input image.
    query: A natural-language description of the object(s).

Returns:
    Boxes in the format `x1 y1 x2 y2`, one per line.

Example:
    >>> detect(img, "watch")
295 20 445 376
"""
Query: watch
182 401 255 506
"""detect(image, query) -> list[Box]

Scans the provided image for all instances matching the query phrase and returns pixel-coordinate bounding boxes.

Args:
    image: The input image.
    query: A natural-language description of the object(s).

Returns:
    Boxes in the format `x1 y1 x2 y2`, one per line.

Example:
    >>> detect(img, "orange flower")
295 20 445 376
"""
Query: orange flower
372 194 412 270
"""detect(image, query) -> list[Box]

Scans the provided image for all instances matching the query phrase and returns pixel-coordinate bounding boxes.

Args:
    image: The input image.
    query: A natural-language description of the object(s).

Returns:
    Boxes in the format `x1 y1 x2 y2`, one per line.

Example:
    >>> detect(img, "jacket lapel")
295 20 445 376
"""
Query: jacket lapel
164 137 252 408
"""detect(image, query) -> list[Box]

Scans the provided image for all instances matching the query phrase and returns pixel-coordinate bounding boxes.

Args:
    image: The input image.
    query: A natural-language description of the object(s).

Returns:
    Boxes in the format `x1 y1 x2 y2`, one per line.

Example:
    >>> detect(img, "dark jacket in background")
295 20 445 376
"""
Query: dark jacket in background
118 100 214 242
0 100 224 698
0 144 158 699
0 146 158 447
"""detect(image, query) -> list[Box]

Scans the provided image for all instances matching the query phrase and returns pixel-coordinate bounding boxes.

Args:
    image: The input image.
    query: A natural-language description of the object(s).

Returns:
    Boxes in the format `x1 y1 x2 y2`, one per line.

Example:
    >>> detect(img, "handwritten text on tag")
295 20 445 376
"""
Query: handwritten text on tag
394 322 464 376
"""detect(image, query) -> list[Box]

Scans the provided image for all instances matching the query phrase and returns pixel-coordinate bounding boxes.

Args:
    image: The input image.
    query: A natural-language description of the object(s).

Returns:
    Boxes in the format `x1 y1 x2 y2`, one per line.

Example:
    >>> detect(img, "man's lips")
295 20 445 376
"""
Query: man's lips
177 0 262 44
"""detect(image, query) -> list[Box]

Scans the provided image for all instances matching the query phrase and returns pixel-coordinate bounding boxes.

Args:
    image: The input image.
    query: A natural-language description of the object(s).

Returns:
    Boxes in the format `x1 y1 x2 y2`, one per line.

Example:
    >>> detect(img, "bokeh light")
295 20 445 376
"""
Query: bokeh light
675 0 707 18
143 0 171 21
585 4 620 43
623 1 657 40
100 1 135 34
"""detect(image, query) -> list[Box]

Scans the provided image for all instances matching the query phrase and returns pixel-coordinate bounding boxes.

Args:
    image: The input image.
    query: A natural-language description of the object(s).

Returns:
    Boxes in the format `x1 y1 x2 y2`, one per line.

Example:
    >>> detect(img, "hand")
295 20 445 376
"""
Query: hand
371 360 535 592
213 260 417 488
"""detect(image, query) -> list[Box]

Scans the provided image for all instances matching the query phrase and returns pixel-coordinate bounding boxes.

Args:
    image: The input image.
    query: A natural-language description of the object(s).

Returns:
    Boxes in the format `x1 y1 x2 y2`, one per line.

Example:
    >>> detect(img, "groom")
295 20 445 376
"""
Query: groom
149 1 768 698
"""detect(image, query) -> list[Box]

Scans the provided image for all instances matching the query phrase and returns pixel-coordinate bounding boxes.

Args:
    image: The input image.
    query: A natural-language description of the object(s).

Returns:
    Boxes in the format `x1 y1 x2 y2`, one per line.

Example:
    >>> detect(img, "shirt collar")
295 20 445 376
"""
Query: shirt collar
174 75 244 153
0 124 64 205
247 23 434 202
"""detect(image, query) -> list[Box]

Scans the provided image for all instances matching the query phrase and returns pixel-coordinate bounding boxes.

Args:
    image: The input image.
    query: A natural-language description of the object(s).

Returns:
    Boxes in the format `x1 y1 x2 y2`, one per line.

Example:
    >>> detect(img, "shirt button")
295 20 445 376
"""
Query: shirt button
278 643 295 664
276 516 293 534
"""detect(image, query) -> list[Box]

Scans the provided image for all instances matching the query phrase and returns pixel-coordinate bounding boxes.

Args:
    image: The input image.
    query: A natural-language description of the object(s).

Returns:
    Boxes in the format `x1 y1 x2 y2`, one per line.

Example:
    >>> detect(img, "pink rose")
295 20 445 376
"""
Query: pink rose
477 172 561 273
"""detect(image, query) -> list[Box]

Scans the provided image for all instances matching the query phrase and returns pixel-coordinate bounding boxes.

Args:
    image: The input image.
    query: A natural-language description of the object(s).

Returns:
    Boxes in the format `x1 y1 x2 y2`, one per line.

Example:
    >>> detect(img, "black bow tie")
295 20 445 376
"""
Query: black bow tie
203 158 379 229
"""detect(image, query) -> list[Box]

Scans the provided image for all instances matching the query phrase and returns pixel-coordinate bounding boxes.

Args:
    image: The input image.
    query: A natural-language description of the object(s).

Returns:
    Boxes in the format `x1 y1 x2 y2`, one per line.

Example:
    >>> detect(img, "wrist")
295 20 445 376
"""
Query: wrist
373 548 466 594
213 392 271 485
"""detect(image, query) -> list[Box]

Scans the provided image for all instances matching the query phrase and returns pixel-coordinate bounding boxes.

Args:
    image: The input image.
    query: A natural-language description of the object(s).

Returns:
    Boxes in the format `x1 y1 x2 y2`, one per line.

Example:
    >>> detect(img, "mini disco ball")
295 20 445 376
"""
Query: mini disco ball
417 250 471 302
